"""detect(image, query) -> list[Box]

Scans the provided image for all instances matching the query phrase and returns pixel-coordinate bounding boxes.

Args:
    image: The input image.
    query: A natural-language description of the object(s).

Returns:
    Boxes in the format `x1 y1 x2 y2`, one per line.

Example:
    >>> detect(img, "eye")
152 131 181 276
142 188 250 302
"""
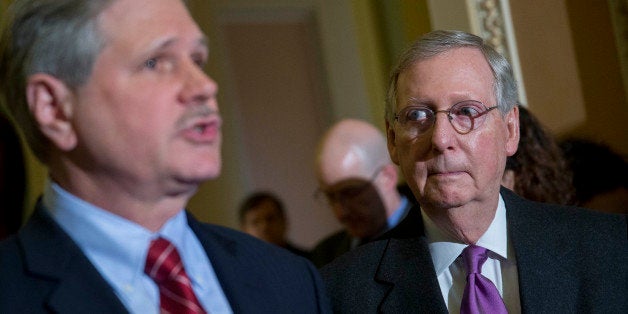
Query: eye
144 58 158 69
404 107 432 122
193 58 205 68
192 53 207 68
452 102 483 118
142 55 175 73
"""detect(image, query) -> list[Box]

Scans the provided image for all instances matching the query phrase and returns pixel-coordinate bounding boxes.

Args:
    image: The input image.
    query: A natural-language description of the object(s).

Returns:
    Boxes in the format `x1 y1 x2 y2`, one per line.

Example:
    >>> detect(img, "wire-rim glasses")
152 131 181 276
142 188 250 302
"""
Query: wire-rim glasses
314 166 384 205
394 100 498 136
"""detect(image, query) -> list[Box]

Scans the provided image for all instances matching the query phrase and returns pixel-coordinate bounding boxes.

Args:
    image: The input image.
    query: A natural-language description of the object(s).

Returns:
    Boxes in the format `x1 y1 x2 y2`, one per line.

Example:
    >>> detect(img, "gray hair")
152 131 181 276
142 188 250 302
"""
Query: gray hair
0 0 114 162
384 30 519 124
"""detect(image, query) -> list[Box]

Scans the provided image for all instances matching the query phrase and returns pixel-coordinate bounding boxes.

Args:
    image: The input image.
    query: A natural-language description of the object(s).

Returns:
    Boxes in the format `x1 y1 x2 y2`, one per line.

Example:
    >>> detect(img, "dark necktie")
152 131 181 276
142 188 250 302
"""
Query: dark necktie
460 245 508 314
145 237 207 314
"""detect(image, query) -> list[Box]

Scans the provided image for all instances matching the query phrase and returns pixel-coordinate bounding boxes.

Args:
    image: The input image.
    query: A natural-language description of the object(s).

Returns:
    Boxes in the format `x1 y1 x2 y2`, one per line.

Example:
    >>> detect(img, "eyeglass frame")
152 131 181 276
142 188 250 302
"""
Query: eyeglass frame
394 100 499 136
314 166 385 205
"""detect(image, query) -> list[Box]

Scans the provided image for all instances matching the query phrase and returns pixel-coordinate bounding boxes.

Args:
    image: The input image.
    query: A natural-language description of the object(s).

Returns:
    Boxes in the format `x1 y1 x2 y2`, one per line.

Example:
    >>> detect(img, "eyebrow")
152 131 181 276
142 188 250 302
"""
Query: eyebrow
407 97 432 107
148 35 209 53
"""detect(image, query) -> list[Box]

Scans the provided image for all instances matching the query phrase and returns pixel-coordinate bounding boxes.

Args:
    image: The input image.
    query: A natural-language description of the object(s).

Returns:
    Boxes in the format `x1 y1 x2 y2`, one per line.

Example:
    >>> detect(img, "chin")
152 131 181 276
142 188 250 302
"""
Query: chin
172 163 222 187
423 187 469 208
192 167 222 182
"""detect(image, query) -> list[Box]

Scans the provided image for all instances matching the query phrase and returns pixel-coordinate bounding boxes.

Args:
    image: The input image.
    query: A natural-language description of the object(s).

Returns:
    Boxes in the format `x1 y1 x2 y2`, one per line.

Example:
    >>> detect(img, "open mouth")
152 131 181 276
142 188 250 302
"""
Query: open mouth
182 118 221 143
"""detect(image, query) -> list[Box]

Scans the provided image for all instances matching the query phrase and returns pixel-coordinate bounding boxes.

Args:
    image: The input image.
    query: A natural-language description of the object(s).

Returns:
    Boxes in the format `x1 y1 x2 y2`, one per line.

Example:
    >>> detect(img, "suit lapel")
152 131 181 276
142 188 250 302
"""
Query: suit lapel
374 206 448 313
19 205 128 314
502 188 578 312
376 237 449 313
187 214 272 313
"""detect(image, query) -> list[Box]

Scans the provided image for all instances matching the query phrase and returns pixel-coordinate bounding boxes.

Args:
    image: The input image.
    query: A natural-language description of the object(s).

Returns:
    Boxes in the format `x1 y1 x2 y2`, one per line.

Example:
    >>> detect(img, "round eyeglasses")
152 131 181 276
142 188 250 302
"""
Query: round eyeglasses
394 100 498 136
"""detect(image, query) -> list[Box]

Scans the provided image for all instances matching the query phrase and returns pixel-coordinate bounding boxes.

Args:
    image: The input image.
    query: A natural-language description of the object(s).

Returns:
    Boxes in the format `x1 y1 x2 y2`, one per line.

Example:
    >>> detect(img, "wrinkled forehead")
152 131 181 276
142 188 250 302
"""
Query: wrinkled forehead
97 0 200 39
396 47 496 107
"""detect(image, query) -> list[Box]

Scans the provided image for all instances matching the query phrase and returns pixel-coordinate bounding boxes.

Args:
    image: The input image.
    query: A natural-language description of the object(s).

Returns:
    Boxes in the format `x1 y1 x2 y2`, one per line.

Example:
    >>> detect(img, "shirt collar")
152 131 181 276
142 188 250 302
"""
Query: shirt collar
42 179 192 288
423 194 509 276
387 196 410 229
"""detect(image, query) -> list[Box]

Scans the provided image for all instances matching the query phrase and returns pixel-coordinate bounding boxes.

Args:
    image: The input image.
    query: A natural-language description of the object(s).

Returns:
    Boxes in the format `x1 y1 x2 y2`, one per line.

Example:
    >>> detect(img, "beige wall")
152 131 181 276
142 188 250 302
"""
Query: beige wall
5 0 626 245
511 0 628 156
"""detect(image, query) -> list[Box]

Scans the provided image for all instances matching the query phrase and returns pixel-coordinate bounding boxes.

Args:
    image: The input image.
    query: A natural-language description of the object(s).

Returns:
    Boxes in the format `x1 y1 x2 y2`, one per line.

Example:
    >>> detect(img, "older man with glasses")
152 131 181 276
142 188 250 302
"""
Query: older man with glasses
320 30 627 313
310 118 414 268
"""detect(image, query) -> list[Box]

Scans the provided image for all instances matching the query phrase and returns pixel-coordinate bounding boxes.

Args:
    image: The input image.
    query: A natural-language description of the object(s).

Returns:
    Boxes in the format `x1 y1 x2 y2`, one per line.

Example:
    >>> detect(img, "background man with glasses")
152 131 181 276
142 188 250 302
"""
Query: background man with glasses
321 30 626 313
310 118 414 268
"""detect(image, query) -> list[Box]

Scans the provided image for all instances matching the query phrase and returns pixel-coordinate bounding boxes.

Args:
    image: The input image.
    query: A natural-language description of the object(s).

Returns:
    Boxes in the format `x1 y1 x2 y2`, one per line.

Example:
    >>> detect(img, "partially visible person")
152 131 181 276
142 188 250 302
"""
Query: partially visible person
0 0 331 313
501 105 576 205
0 112 26 240
239 191 310 258
311 118 413 268
560 137 628 214
321 30 626 313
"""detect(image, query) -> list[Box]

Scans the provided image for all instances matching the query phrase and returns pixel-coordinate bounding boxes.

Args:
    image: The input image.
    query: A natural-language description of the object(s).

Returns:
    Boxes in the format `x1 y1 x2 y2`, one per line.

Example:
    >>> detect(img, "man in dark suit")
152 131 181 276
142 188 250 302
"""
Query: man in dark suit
0 1 330 313
311 119 413 268
321 30 627 313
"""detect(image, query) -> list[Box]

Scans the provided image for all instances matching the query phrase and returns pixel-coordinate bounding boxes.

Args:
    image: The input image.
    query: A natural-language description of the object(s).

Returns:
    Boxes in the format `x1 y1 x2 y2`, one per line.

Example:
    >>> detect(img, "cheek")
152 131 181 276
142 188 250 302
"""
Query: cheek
472 130 508 178
396 140 429 180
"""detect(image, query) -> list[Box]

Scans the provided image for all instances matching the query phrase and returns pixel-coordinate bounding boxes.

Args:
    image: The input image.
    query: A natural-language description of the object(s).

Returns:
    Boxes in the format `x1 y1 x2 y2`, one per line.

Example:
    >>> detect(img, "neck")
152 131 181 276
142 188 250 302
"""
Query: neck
422 200 498 244
50 163 195 232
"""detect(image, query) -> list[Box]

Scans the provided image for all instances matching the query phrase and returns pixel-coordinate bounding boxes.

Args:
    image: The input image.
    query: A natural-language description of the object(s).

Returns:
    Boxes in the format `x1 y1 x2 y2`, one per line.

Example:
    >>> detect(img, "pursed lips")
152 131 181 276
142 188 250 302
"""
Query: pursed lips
427 167 466 178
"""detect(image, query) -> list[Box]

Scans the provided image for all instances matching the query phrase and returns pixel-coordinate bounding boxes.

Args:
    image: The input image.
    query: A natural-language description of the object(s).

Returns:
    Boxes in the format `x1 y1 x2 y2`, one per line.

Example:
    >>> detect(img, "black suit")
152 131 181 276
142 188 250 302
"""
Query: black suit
310 230 353 268
322 187 627 313
0 203 331 314
311 196 416 269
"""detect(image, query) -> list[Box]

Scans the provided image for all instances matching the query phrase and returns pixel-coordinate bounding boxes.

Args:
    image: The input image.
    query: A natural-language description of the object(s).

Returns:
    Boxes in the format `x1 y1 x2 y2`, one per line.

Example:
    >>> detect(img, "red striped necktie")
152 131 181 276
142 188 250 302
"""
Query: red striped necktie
145 237 207 314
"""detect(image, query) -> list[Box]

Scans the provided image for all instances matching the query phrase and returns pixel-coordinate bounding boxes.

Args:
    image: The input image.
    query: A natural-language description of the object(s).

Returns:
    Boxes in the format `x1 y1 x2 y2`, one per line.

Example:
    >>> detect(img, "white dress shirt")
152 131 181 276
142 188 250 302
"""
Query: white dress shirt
43 180 233 314
422 194 521 313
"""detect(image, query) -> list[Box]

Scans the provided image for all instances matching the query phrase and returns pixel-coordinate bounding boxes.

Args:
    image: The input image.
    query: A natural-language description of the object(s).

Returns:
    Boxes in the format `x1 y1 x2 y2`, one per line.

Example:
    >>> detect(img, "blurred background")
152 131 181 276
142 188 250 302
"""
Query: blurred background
2 0 626 248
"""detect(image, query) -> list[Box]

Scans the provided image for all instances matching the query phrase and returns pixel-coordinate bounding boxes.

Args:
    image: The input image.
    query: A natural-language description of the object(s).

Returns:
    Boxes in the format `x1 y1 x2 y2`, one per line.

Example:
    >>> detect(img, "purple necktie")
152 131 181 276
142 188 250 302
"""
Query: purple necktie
460 245 508 314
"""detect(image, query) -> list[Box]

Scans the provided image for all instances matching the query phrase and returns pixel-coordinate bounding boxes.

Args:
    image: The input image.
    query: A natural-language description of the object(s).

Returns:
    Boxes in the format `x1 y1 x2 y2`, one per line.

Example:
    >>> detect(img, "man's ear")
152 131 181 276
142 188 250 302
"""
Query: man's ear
505 105 520 156
386 120 400 165
26 73 77 151
379 163 399 189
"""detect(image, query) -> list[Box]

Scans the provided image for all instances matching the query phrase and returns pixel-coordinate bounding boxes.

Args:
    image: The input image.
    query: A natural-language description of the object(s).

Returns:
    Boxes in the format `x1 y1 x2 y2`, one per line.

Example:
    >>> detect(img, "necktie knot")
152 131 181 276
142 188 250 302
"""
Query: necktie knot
460 244 508 314
145 237 185 284
462 244 489 274
145 237 207 314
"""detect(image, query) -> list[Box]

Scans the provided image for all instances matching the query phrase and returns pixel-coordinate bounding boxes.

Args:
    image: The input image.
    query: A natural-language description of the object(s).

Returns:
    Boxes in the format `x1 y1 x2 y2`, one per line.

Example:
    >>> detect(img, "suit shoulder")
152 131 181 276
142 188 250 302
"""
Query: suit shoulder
313 230 349 248
321 239 388 280
191 220 311 264
505 191 627 255
514 199 625 236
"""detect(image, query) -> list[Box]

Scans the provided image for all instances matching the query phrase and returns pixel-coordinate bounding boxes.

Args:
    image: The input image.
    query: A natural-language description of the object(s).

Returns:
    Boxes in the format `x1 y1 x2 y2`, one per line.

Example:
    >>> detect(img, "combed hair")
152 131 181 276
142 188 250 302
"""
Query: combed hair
0 0 114 162
385 30 519 123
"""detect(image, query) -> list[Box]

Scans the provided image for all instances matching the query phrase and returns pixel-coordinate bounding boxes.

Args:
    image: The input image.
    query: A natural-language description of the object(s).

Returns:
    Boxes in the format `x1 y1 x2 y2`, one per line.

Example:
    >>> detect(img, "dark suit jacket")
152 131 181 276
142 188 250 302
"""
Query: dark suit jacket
0 203 331 314
311 197 416 269
310 230 353 268
321 187 627 313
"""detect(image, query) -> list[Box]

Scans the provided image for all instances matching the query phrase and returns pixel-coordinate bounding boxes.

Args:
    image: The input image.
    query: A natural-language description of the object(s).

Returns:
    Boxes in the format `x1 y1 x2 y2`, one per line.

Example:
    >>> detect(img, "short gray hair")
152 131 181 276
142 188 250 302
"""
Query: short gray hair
0 0 114 162
385 30 519 124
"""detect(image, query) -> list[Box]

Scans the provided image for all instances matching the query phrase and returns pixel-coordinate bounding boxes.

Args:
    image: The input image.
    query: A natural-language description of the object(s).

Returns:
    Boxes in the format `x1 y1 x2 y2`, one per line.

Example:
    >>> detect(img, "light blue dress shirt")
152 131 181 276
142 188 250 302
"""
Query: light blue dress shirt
43 180 233 314
387 196 410 229
351 196 411 248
